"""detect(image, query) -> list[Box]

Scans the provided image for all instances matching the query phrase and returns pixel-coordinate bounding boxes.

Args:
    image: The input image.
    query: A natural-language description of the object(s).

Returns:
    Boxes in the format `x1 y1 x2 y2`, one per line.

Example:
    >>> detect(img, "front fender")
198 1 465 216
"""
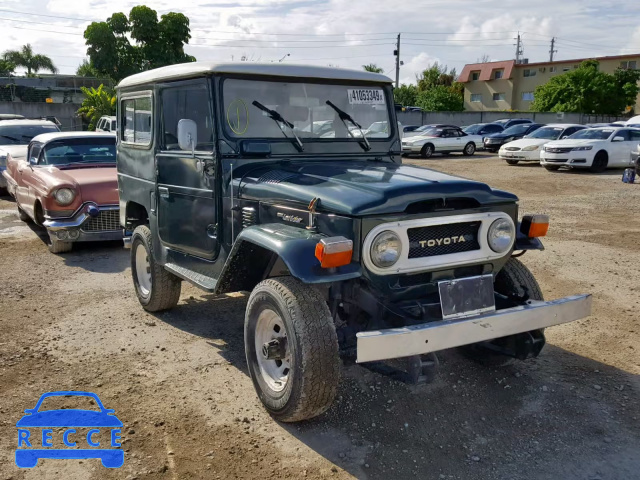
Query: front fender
514 225 544 251
215 223 362 294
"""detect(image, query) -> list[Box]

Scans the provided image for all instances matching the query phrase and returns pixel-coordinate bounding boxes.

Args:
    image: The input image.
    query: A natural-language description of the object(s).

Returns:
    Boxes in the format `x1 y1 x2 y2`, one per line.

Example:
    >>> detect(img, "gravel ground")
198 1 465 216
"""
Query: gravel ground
0 153 638 480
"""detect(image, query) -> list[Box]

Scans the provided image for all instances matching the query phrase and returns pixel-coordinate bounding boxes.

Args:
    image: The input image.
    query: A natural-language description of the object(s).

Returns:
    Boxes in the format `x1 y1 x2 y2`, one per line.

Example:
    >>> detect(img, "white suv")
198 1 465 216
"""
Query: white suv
95 116 116 133
540 127 640 173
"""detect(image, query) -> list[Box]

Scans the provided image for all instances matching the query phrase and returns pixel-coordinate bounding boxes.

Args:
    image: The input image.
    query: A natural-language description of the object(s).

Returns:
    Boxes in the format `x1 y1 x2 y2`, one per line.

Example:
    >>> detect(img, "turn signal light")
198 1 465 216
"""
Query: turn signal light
315 236 353 268
521 214 549 238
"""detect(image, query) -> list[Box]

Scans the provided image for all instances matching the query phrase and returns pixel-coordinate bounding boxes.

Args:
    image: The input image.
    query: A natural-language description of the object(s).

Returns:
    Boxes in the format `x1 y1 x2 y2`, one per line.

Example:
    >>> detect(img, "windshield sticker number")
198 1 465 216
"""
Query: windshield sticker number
226 99 249 135
347 89 385 105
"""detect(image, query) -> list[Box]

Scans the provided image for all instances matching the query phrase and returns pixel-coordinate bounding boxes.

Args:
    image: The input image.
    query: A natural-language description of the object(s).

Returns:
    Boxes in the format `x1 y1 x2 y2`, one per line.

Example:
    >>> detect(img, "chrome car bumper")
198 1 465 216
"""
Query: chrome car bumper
356 294 591 363
43 205 123 243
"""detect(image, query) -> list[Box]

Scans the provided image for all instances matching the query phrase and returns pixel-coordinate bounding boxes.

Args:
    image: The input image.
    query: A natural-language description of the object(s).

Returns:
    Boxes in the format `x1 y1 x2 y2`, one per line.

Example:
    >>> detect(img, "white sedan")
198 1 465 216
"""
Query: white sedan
401 126 481 158
540 127 640 172
499 124 585 165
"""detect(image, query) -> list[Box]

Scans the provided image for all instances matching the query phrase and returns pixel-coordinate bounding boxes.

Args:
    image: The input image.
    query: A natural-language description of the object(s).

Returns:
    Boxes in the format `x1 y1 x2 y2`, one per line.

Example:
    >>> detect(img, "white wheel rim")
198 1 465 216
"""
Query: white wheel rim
254 309 291 392
135 243 152 297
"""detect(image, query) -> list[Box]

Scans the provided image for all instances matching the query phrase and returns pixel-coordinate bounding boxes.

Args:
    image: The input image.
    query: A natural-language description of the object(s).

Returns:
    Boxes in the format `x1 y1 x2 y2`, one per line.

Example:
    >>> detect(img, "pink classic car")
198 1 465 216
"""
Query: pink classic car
2 131 122 253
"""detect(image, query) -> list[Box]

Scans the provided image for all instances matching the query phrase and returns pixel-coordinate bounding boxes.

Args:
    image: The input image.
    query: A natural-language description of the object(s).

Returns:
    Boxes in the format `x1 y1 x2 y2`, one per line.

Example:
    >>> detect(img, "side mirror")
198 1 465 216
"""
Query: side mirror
612 136 624 142
178 119 198 154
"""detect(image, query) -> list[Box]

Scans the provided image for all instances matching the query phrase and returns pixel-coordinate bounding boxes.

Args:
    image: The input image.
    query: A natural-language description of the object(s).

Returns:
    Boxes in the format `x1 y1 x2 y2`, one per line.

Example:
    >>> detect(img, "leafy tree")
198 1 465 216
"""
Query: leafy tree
84 6 196 82
0 59 15 76
416 63 458 91
363 64 384 73
77 84 116 131
2 44 57 76
393 84 418 106
531 60 640 114
415 85 464 112
76 60 101 77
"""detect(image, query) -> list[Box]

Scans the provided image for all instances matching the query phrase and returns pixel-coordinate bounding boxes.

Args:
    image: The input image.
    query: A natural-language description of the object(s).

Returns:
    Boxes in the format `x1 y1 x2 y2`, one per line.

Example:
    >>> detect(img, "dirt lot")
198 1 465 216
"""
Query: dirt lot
1 154 639 480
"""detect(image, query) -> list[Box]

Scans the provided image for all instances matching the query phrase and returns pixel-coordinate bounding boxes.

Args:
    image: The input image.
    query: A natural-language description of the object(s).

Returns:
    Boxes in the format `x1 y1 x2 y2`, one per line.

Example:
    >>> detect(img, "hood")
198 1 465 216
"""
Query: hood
0 145 28 166
501 138 550 149
486 131 523 139
38 166 119 205
545 138 603 148
238 160 517 216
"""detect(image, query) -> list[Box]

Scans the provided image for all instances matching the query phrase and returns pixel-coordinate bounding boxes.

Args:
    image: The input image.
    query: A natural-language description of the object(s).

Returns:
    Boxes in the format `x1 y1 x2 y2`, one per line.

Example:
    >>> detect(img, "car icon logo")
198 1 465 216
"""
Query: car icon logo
15 391 124 468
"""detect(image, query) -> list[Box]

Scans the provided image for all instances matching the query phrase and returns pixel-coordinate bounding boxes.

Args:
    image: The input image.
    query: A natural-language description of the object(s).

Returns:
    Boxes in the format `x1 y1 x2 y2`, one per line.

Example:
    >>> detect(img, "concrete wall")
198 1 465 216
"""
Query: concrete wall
0 102 84 131
397 110 625 128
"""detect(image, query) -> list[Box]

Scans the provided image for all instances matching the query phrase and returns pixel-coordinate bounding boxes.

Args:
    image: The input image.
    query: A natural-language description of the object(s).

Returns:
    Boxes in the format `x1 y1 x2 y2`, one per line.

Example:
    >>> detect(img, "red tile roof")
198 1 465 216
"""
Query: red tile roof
458 60 515 83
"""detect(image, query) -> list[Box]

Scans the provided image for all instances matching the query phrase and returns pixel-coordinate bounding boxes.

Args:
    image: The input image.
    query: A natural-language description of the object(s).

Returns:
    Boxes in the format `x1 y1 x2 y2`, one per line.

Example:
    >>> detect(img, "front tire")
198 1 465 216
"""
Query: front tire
460 258 544 366
544 165 560 171
420 144 434 158
131 225 181 312
463 142 476 156
506 159 519 165
245 277 340 422
590 151 608 173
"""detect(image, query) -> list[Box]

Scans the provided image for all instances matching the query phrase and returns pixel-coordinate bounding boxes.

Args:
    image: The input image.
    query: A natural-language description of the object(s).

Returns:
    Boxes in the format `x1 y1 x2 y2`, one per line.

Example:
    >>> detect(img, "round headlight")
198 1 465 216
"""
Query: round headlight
371 231 402 268
487 218 515 253
54 188 76 206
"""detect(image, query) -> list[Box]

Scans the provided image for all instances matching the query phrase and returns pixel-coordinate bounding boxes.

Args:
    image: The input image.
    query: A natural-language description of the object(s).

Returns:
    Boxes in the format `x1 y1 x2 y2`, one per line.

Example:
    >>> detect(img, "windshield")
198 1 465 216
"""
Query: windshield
0 124 59 145
42 138 116 165
222 78 391 140
527 126 564 140
463 124 484 134
502 124 532 136
568 128 614 140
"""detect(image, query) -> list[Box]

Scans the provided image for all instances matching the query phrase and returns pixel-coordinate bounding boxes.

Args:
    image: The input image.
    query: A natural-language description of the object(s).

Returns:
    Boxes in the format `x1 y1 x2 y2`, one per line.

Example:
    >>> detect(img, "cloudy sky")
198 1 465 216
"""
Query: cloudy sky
2 0 640 84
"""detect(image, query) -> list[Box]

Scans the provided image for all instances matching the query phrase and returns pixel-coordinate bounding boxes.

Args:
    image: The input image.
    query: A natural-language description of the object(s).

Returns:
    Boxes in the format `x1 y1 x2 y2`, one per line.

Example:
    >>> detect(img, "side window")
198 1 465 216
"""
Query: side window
563 127 577 137
29 144 42 164
121 96 152 146
615 130 630 141
629 130 640 141
96 119 103 130
488 125 501 133
161 82 213 151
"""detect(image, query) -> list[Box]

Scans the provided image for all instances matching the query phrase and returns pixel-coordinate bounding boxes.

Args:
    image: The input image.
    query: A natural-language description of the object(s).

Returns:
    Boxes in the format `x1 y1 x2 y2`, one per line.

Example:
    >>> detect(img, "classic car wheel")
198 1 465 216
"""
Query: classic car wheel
590 151 608 173
544 165 560 171
420 144 434 158
245 277 340 422
463 142 476 156
131 225 181 312
506 159 519 165
459 258 544 366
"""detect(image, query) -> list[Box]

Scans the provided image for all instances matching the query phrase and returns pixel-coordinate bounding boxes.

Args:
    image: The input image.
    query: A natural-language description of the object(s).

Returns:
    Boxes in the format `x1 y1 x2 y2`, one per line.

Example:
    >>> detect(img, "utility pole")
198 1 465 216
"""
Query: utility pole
549 37 557 62
394 33 401 88
514 32 523 64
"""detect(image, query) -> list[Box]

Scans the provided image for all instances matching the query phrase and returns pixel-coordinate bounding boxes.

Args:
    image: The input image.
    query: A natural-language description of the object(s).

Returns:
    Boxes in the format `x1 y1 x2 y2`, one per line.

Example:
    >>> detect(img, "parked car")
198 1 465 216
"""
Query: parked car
95 115 117 133
626 115 640 125
402 125 481 157
0 120 60 195
3 132 121 253
493 118 533 129
462 123 504 137
402 123 458 138
403 125 421 133
633 142 640 175
483 123 544 152
540 127 640 172
0 114 25 120
499 124 586 165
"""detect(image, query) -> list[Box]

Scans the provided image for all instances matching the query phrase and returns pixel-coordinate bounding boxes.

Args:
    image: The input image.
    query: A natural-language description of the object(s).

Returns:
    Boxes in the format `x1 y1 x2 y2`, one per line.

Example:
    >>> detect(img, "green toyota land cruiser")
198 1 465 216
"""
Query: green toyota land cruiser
116 63 591 422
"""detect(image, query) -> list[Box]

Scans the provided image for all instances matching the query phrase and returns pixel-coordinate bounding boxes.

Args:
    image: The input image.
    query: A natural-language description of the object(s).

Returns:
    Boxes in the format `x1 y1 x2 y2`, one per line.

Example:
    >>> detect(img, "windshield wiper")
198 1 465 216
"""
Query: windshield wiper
325 101 371 151
252 101 304 152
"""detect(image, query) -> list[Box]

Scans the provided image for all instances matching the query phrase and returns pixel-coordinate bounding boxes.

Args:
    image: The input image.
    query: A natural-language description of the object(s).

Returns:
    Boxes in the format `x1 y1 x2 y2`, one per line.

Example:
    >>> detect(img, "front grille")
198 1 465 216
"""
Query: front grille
546 147 572 153
81 209 120 232
505 146 521 151
545 158 568 163
407 222 481 259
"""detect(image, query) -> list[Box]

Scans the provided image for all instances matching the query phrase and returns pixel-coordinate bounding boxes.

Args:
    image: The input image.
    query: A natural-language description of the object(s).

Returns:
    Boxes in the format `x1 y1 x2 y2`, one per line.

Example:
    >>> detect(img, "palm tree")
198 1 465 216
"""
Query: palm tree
363 64 384 73
77 84 116 130
3 44 58 76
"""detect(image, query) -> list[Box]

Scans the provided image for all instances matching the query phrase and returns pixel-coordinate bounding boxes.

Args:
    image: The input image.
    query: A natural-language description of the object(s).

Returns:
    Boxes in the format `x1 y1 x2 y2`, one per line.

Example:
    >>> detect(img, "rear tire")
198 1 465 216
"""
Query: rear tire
544 165 560 171
420 144 434 158
459 258 544 366
506 159 519 165
245 277 340 422
590 151 608 173
131 225 181 312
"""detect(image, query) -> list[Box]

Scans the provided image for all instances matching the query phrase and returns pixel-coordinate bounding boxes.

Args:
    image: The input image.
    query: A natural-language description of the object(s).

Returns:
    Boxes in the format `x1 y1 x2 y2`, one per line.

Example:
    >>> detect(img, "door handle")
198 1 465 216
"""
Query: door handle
158 187 170 199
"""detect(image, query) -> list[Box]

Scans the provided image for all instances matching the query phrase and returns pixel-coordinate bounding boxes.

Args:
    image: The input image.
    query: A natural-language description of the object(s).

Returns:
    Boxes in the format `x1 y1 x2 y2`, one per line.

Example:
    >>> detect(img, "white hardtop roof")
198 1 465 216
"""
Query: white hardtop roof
0 119 58 127
118 62 393 89
31 131 116 144
541 123 583 128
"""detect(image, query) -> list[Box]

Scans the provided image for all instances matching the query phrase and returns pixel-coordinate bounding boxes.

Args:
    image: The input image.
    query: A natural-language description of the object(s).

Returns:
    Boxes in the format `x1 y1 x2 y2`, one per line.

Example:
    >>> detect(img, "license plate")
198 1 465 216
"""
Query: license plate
438 274 495 320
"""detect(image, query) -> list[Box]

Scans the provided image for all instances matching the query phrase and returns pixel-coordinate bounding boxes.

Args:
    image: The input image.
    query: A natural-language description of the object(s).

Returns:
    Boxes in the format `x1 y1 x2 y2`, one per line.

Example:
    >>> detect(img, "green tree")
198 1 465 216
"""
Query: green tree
393 84 418 106
362 63 384 73
531 60 640 114
84 6 196 82
416 85 464 112
0 59 15 76
77 84 116 131
76 60 101 77
2 44 57 76
416 63 458 91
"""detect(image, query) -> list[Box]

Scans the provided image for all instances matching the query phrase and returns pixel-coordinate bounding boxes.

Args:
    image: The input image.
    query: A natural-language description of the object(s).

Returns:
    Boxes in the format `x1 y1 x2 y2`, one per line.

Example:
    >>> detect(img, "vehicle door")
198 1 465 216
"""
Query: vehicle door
610 129 631 165
15 142 42 217
453 129 469 151
156 79 218 260
440 128 459 150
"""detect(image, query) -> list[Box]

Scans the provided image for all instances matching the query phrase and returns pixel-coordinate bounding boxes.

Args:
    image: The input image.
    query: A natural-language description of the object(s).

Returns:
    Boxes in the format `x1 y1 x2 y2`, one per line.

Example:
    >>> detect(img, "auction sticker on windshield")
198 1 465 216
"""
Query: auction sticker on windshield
347 89 385 105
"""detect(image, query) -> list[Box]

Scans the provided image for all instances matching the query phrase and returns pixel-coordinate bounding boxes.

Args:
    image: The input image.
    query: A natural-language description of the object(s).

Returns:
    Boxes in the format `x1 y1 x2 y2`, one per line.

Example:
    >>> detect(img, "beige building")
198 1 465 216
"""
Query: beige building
459 54 640 112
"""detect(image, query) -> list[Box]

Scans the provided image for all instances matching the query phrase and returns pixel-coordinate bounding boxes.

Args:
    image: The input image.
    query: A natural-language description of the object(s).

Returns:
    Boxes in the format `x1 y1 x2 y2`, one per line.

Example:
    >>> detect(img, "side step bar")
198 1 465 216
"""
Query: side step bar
164 262 218 292
356 294 592 363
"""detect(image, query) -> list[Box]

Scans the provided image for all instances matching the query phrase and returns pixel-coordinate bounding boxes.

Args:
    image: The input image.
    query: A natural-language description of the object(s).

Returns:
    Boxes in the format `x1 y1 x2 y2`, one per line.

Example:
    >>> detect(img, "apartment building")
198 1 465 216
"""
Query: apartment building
459 54 640 112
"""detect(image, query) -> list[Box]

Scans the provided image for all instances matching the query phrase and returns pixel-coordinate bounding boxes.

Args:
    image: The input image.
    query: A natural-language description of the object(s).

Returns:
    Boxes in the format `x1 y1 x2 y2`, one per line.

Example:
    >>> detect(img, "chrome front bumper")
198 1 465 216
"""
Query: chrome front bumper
356 294 592 363
43 205 123 243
